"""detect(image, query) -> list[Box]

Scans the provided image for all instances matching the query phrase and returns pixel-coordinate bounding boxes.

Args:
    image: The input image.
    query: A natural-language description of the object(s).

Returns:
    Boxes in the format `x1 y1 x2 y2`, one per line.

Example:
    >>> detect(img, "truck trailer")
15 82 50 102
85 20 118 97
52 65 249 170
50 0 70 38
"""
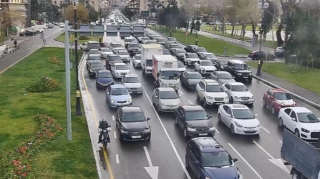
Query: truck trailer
141 44 163 76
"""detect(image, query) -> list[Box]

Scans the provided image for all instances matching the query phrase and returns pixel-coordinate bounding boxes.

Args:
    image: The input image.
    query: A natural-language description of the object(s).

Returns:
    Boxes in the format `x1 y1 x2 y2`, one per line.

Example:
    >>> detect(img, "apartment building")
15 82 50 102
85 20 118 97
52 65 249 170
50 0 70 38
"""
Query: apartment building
0 0 31 28
127 0 181 16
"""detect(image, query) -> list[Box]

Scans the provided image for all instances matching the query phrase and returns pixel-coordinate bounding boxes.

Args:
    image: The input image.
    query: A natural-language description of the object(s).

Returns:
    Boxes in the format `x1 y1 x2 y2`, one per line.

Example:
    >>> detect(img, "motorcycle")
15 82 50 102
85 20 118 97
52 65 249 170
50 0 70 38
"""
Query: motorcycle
100 125 111 149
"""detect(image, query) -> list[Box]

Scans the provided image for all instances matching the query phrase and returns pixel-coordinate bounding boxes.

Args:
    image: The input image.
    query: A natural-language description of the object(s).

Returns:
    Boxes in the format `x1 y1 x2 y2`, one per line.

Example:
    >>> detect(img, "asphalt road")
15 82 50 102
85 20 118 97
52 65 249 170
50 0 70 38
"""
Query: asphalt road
0 26 64 73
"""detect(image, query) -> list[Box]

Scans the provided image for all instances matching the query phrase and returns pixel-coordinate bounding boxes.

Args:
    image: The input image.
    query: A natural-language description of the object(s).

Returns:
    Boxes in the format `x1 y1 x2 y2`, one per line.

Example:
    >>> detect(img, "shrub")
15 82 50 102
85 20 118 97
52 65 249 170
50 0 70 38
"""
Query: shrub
46 56 62 65
1 114 63 178
26 76 61 93
79 36 90 40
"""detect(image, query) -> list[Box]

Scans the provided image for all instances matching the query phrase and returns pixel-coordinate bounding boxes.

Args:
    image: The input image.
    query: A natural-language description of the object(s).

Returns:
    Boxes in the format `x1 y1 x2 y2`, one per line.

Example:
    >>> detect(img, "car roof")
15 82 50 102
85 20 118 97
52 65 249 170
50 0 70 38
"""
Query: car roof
118 49 128 52
181 105 205 111
134 54 141 56
192 137 225 153
216 71 231 74
228 82 245 85
101 47 111 50
90 60 101 63
111 42 121 45
269 88 287 93
125 74 138 78
108 54 119 57
98 70 111 73
110 84 126 88
114 62 126 65
186 52 197 55
186 71 201 75
202 79 218 84
290 107 312 113
158 87 176 92
229 60 245 64
200 60 211 63
227 104 249 109
121 106 143 113
89 54 100 57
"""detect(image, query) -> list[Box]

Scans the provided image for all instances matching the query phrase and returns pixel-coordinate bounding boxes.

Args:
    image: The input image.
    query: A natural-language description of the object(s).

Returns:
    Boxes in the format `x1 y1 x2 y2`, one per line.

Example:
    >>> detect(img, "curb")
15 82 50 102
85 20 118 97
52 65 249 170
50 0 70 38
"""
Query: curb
252 75 320 110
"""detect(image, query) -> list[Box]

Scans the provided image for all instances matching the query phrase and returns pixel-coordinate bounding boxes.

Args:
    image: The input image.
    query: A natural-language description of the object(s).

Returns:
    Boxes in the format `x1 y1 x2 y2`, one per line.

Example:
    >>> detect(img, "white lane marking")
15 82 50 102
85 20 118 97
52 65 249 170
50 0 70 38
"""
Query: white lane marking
179 90 183 95
130 61 192 179
215 128 220 134
143 146 153 167
228 143 264 179
116 154 119 164
113 131 117 139
261 127 270 133
252 141 274 159
112 115 115 121
188 100 193 104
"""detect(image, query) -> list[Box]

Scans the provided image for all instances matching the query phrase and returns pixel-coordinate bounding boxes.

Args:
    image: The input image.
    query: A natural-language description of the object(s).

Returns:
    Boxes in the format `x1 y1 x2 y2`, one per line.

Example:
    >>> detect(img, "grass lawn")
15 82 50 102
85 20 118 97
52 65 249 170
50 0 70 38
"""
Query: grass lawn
55 33 102 44
0 47 98 178
150 26 251 56
204 24 277 31
247 62 320 94
201 25 278 49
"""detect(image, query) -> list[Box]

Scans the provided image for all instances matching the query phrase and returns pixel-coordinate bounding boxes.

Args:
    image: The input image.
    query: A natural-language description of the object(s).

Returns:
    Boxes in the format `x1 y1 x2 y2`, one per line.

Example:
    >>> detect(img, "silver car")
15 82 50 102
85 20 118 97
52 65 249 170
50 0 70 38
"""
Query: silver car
100 48 113 59
210 71 236 84
152 87 181 113
184 53 200 65
121 74 143 94
132 54 141 68
117 50 131 62
222 82 254 105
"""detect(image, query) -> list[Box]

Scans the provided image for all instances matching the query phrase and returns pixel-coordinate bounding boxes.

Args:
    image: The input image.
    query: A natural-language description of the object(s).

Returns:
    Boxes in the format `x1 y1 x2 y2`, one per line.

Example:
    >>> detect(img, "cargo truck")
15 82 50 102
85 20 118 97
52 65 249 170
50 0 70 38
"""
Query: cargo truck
152 55 180 90
281 128 320 179
141 44 163 76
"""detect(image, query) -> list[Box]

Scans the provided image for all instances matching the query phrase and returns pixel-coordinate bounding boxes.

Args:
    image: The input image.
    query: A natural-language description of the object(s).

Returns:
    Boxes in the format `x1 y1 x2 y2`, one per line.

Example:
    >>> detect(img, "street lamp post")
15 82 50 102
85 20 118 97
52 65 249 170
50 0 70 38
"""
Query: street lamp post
169 4 173 37
73 0 82 115
195 2 200 45
256 0 269 76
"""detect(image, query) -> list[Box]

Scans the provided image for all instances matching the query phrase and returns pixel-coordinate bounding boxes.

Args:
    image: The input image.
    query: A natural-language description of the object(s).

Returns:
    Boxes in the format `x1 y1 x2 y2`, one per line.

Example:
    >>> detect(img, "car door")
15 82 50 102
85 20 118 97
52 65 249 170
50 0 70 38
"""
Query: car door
287 110 298 132
115 108 122 129
152 89 159 106
181 72 187 85
196 81 205 99
189 143 201 178
282 108 292 127
220 105 230 124
106 87 111 102
223 83 231 97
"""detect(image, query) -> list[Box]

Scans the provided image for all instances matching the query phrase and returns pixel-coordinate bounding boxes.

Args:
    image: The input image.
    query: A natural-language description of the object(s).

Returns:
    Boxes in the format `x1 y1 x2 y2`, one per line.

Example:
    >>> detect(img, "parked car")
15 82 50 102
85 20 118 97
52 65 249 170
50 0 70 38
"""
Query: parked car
96 70 114 89
274 47 285 57
180 71 203 89
19 30 36 36
263 88 296 114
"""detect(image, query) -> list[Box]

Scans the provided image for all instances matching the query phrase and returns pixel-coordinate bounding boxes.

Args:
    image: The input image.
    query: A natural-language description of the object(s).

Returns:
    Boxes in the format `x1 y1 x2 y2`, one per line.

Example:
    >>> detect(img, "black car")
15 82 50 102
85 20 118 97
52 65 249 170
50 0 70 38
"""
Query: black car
210 71 236 84
226 60 252 82
171 49 186 61
165 41 177 49
86 54 101 69
180 71 203 89
174 105 215 138
19 30 36 36
109 42 123 52
116 106 151 141
96 70 114 89
212 59 228 71
106 54 123 70
88 61 104 78
248 50 276 61
196 47 208 55
184 45 198 53
127 43 140 56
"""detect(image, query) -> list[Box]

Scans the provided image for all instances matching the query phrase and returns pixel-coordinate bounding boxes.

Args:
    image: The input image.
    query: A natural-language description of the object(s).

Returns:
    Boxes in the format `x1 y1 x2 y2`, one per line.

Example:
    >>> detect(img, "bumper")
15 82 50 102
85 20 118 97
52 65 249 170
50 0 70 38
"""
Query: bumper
206 98 229 105
234 99 254 105
96 82 114 88
127 88 143 94
121 58 131 62
120 131 150 141
113 73 128 78
234 127 261 135
300 131 320 140
108 101 132 108
158 105 179 112
187 130 215 137
235 75 252 80
185 83 197 89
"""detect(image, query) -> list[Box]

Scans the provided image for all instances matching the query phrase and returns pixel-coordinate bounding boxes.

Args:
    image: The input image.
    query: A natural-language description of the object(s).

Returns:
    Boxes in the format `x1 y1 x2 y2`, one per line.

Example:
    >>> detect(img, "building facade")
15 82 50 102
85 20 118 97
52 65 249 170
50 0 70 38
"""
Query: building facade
126 0 180 17
0 0 31 29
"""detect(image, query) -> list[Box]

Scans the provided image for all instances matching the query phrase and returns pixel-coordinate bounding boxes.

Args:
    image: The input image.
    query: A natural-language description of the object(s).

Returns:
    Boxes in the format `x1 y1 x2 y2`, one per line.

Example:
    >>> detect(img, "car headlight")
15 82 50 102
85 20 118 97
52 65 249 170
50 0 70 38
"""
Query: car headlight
250 96 254 99
256 123 261 127
237 73 241 75
234 96 239 100
144 128 151 133
225 96 229 100
206 96 213 100
187 127 196 131
120 128 128 133
209 127 215 131
234 121 243 127
301 128 310 133
111 100 115 103
127 98 132 103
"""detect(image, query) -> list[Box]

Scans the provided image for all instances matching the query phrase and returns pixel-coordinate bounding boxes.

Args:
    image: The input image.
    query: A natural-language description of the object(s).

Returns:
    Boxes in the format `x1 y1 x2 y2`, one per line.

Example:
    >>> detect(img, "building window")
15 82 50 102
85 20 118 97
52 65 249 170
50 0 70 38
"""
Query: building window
54 0 56 4
91 1 94 4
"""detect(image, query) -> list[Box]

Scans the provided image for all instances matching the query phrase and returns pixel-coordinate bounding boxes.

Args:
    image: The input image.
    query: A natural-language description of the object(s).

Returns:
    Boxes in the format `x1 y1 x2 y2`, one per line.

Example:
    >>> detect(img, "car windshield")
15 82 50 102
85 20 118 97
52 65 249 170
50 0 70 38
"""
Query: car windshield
159 91 179 99
125 77 139 83
231 85 246 91
219 60 228 65
233 109 255 119
206 85 224 92
161 71 179 80
297 113 319 123
101 48 112 52
202 151 233 167
163 50 170 55
111 88 128 95
187 53 198 58
170 44 180 48
98 72 112 78
206 54 216 58
122 112 146 122
197 47 207 52
218 73 233 79
112 44 122 48
177 50 186 54
125 38 134 42
200 61 212 66
157 39 165 42
118 51 129 55
134 55 141 60
89 50 99 55
129 44 139 48
91 63 104 68
178 62 185 68
89 56 100 60
188 73 202 79
115 65 128 70
146 60 153 66
142 37 149 40
234 64 248 70
185 110 208 121
109 56 121 61
274 92 292 100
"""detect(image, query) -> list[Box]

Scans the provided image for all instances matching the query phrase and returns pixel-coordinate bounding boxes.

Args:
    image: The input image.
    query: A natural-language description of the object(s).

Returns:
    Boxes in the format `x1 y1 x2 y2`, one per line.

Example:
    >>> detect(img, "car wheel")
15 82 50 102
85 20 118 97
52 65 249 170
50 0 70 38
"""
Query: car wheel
248 78 252 83
271 105 276 115
278 117 284 128
230 125 235 134
262 98 266 107
218 114 221 122
202 98 207 107
183 128 188 138
146 133 151 141
295 129 300 138
156 105 161 113
185 156 190 169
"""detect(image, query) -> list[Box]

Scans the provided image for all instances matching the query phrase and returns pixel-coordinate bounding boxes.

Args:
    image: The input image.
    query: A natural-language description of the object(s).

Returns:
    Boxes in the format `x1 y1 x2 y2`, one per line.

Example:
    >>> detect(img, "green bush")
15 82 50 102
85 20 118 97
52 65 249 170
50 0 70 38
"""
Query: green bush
26 76 61 92
45 56 62 65
79 36 90 40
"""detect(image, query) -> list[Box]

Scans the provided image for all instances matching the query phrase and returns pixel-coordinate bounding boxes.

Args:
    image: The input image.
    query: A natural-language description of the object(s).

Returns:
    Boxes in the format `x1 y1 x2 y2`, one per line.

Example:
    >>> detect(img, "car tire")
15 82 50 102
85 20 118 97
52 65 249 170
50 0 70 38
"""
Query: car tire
262 98 266 107
202 98 207 107
218 114 222 122
175 116 178 125
295 129 300 138
278 117 284 128
146 133 151 141
230 97 234 104
230 125 235 134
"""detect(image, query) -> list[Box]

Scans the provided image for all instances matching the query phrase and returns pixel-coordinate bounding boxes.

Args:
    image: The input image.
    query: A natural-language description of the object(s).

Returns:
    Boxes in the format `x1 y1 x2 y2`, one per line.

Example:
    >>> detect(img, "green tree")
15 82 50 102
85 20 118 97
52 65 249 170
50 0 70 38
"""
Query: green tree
121 7 134 20
86 4 99 22
260 0 278 41
31 0 41 20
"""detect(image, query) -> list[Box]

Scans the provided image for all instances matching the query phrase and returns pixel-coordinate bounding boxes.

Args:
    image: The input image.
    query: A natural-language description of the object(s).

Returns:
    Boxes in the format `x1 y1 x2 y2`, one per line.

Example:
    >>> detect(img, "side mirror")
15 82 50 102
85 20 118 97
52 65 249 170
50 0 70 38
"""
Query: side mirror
147 118 151 120
291 118 297 121
233 158 238 162
255 114 258 117
208 115 212 119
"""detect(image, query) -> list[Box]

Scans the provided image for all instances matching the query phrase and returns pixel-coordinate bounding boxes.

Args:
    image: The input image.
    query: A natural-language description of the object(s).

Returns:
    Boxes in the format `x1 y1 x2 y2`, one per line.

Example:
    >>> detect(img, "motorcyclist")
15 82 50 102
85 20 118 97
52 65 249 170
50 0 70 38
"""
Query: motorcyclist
98 118 110 143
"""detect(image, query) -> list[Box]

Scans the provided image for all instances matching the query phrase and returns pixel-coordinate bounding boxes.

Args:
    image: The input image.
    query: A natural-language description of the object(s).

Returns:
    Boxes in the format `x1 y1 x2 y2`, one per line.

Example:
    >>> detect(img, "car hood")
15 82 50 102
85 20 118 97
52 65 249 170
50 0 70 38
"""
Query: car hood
102 52 113 55
234 118 260 128
235 70 251 73
122 121 148 132
219 78 236 84
124 82 142 88
204 166 238 179
205 92 228 98
200 66 217 70
187 120 214 128
186 58 199 61
275 99 295 106
114 69 130 73
134 59 141 63
160 98 181 106
300 123 320 131
92 67 105 72
97 77 113 83
110 94 131 101
188 79 202 85
231 91 253 98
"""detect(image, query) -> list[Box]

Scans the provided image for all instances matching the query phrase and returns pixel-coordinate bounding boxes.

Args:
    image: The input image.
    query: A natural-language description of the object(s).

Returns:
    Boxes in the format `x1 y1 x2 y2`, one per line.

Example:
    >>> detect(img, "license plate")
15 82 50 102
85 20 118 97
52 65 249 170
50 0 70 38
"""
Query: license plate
246 130 256 132
199 133 208 136
131 136 141 138
243 77 248 78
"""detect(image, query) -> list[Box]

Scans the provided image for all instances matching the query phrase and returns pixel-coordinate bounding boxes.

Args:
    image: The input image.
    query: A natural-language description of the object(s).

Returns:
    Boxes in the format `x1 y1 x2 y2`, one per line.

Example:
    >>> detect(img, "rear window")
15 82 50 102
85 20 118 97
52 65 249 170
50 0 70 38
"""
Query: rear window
88 43 100 49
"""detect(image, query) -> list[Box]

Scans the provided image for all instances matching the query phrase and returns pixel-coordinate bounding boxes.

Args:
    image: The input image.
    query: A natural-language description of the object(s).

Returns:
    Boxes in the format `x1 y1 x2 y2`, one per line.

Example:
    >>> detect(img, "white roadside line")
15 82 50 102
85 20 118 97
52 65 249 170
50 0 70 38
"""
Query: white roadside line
116 154 119 164
261 127 270 133
215 129 220 134
228 143 264 179
179 90 183 95
113 131 117 139
279 141 282 143
252 141 274 159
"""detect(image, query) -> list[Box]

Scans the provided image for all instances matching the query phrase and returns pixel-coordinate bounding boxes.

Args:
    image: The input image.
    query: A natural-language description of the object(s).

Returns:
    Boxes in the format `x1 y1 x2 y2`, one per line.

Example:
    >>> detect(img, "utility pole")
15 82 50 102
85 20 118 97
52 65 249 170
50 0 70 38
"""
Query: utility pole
195 0 200 45
74 0 82 115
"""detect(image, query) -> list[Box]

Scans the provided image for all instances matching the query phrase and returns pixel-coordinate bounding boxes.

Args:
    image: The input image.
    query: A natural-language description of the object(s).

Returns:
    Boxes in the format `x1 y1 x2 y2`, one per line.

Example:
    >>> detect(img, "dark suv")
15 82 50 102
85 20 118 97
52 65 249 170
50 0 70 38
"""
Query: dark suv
226 60 252 82
185 137 242 179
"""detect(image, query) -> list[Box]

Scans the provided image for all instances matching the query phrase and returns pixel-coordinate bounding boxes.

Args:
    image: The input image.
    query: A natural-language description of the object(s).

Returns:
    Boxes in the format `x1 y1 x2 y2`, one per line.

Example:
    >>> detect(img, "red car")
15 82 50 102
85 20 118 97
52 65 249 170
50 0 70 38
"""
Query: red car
263 88 297 114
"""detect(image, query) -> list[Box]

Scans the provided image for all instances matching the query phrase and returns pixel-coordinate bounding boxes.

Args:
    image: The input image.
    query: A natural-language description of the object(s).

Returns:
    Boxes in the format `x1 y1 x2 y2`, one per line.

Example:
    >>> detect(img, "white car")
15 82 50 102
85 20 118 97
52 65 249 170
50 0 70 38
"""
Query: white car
178 61 186 73
59 23 65 28
194 60 217 75
196 79 229 107
278 107 320 140
116 50 131 62
100 48 114 59
218 104 261 135
184 53 200 65
152 87 181 113
121 74 143 94
110 62 130 79
132 54 141 68
222 82 254 105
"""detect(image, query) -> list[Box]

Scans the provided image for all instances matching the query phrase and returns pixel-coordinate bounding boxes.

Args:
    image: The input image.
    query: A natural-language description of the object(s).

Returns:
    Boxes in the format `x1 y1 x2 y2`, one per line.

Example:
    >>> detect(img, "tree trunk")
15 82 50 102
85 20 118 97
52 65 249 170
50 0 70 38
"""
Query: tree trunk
276 23 284 47
190 19 195 34
251 22 256 37
241 25 246 39
231 21 235 36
